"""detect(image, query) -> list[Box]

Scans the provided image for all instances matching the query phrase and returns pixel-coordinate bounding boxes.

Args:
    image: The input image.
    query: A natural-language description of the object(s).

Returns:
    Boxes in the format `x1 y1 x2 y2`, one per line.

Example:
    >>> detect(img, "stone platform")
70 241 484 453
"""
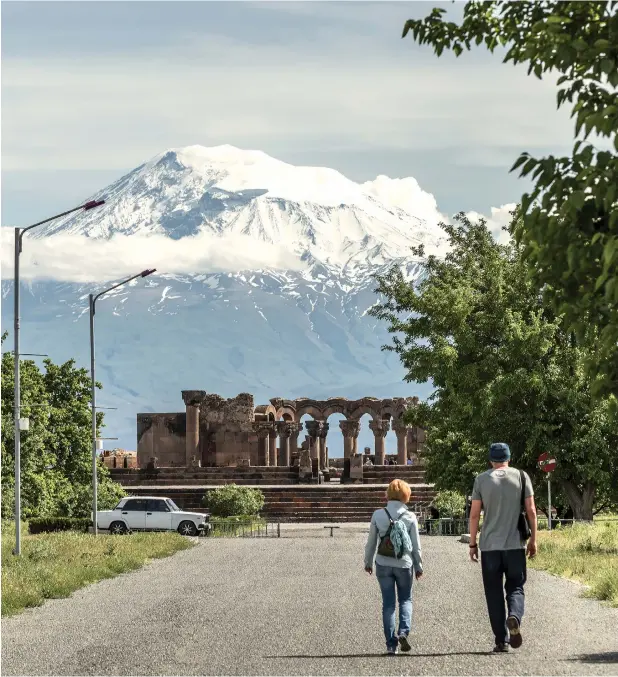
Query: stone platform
121 483 437 522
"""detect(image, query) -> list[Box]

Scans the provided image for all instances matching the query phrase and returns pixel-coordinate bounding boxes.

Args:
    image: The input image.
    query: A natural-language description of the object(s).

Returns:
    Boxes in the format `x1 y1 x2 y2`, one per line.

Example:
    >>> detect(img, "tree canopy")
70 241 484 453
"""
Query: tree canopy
1 332 125 520
371 214 618 520
401 0 618 400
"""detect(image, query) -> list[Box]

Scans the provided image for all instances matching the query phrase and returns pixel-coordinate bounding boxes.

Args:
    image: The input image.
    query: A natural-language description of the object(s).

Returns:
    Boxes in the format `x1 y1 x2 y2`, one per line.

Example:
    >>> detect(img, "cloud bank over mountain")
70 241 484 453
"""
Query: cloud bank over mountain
2 145 517 282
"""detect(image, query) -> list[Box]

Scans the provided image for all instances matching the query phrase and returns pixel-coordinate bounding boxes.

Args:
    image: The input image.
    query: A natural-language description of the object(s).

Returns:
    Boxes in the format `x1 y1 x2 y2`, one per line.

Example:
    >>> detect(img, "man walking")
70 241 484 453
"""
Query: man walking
468 443 537 653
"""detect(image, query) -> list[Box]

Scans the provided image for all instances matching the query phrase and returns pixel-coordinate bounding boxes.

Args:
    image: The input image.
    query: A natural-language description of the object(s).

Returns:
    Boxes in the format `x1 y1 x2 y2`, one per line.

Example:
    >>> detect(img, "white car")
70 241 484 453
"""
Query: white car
97 496 210 536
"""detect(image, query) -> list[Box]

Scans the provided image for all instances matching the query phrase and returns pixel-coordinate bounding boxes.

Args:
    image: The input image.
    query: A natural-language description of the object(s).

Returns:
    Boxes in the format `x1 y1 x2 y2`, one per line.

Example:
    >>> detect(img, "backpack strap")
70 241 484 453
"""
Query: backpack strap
519 469 526 509
384 507 395 523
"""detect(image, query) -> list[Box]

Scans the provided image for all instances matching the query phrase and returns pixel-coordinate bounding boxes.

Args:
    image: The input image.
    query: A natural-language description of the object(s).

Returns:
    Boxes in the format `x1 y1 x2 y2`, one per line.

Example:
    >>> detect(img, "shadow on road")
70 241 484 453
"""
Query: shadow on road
266 651 492 659
567 652 618 664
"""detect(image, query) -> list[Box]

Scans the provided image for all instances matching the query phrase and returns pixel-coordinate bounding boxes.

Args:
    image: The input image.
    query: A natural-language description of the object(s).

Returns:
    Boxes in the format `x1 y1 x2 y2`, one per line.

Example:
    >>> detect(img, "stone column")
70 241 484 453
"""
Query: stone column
305 421 324 471
369 419 389 465
339 420 360 459
181 390 206 467
289 422 303 464
276 421 294 466
318 422 330 469
393 422 408 465
253 423 271 466
268 426 278 467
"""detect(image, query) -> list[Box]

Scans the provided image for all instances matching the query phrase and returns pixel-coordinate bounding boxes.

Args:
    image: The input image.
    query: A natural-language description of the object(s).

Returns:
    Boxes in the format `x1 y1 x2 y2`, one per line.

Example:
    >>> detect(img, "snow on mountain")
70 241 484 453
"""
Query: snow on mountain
33 144 448 271
4 145 441 452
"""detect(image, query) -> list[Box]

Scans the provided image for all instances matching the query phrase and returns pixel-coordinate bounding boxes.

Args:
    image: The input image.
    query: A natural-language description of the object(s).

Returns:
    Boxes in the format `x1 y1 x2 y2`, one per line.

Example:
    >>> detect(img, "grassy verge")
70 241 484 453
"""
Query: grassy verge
531 521 618 607
1 523 193 617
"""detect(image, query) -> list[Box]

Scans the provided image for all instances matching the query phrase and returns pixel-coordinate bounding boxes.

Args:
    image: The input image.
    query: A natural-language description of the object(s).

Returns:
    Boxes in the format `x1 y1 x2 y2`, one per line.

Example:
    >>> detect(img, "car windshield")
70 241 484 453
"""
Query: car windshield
166 499 181 512
113 500 125 510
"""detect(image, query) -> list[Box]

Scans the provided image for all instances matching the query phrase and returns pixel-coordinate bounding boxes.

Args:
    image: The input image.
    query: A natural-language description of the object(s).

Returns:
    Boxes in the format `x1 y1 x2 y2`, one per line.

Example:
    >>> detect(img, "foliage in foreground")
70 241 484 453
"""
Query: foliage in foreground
372 214 618 520
202 484 265 517
432 490 466 518
532 521 618 607
401 0 618 400
1 333 125 520
28 517 92 534
1 525 192 617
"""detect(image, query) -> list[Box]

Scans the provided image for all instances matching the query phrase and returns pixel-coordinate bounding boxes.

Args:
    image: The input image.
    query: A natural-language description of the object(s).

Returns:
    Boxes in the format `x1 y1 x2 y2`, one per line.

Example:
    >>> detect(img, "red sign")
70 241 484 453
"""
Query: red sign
538 452 557 473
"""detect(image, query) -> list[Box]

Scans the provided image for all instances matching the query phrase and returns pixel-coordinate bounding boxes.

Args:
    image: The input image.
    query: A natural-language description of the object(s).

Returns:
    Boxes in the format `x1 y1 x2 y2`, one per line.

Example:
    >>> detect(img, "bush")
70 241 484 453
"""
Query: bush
28 517 91 535
202 485 264 517
432 490 466 518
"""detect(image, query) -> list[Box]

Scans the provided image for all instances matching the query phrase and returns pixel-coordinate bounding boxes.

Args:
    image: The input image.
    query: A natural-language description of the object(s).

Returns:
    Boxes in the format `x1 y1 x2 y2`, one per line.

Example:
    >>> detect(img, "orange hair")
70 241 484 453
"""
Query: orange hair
386 479 411 503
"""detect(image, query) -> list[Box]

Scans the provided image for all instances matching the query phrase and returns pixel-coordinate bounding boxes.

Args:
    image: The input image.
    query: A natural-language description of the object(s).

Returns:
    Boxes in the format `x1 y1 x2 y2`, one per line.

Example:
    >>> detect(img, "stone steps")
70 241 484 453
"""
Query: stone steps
121 484 436 521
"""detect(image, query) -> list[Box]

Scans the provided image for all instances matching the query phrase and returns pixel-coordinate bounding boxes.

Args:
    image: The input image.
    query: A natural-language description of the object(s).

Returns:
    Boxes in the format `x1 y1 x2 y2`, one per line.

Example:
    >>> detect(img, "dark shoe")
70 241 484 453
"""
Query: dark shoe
398 635 412 652
507 616 522 649
386 645 399 655
493 642 510 653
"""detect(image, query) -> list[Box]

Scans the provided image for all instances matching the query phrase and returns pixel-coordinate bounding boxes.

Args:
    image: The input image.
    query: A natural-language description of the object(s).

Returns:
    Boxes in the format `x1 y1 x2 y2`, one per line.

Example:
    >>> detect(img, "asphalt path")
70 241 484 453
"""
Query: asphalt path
2 530 617 676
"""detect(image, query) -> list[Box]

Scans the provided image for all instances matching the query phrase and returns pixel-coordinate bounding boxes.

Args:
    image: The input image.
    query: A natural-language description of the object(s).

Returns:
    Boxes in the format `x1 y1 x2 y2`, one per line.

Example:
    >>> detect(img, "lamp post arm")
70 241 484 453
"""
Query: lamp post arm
18 201 104 253
91 271 154 315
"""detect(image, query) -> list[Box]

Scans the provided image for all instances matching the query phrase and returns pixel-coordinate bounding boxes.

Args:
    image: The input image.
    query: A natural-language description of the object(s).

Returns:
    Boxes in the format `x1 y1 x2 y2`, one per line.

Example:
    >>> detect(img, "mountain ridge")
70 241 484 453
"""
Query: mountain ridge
4 144 440 453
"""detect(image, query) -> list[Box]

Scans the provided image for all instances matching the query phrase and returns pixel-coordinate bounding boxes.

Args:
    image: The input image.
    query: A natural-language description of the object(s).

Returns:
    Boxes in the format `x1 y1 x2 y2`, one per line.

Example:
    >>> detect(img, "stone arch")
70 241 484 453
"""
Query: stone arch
347 405 379 421
276 406 296 421
322 403 347 419
295 405 324 421
254 404 278 422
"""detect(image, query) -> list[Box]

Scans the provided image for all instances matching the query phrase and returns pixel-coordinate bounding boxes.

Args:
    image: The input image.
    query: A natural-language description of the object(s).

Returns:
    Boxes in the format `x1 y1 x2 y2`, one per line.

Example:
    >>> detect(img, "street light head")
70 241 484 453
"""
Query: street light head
83 200 106 211
141 268 157 278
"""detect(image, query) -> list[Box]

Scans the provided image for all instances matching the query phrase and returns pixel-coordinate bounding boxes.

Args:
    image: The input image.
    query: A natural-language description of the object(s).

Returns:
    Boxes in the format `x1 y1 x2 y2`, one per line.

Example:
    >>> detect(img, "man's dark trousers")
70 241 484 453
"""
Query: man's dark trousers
480 549 526 644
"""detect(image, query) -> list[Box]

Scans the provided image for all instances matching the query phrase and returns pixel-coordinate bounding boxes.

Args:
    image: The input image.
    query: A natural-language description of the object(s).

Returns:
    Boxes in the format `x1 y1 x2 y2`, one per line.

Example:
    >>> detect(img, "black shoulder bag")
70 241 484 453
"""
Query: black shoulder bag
517 469 532 541
377 508 397 558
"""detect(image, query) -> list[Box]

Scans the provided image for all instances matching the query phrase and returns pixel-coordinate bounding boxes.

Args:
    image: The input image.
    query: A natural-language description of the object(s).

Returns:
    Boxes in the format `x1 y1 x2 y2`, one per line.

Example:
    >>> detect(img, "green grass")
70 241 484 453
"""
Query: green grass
531 521 618 607
1 522 193 617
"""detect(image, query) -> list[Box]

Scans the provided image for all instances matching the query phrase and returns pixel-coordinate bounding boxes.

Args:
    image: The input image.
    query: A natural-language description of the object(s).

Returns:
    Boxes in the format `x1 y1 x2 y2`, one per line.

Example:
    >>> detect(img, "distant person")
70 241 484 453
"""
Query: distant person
364 479 423 655
469 443 537 653
406 457 413 466
364 457 374 466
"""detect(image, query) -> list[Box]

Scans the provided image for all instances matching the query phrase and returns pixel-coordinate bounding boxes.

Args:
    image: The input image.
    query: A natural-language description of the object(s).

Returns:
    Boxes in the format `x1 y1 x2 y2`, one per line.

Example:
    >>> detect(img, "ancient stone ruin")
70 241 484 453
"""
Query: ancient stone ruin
136 391 426 476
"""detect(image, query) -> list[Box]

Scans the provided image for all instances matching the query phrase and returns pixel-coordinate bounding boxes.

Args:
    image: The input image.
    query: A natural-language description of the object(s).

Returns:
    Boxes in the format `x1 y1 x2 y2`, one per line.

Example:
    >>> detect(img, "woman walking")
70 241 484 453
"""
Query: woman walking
364 479 423 655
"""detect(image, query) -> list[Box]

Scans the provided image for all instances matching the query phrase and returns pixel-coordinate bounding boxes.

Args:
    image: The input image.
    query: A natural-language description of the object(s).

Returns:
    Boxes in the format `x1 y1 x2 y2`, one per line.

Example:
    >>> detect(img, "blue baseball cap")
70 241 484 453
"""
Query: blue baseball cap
489 443 511 462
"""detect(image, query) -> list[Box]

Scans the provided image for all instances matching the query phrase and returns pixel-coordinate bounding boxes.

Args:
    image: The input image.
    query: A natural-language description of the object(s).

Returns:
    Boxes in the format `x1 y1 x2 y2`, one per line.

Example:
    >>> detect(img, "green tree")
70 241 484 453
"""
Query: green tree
371 214 618 520
1 332 125 520
401 1 618 400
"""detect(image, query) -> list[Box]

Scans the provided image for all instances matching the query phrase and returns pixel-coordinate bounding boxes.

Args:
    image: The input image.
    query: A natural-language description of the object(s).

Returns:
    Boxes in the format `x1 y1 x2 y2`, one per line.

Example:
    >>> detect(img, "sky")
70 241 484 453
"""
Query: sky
1 0 576 232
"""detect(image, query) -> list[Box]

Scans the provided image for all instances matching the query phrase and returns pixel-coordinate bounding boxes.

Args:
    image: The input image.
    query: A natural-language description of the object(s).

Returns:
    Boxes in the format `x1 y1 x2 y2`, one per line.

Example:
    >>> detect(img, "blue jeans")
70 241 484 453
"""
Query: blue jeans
481 549 527 645
375 564 413 649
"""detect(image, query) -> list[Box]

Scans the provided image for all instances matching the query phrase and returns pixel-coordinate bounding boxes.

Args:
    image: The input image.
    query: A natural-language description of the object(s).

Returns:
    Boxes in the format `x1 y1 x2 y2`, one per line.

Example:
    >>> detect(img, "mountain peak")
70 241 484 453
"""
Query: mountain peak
34 144 447 269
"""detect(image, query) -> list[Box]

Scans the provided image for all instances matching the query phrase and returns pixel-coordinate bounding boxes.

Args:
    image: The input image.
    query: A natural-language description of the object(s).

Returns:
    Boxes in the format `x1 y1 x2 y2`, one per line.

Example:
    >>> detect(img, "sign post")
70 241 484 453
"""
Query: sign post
538 453 557 531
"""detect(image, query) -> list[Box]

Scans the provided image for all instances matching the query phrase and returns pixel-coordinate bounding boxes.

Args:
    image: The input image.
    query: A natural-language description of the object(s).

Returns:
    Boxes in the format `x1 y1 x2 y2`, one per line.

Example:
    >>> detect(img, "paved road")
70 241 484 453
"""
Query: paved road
2 531 617 675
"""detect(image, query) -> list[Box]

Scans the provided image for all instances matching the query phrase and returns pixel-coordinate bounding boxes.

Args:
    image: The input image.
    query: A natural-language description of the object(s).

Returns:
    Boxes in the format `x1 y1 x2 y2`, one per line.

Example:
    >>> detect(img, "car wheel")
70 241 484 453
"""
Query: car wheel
178 521 198 537
109 521 128 535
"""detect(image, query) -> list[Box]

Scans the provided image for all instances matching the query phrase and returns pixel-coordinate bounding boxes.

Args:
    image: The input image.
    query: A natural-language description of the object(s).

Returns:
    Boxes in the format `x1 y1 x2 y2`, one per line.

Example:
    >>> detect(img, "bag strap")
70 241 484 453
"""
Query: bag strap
383 507 395 523
519 469 526 509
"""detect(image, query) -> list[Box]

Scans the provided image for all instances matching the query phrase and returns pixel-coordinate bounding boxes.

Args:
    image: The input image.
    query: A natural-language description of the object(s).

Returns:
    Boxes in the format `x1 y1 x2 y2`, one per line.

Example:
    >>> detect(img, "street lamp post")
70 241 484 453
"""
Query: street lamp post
13 200 105 556
90 269 156 535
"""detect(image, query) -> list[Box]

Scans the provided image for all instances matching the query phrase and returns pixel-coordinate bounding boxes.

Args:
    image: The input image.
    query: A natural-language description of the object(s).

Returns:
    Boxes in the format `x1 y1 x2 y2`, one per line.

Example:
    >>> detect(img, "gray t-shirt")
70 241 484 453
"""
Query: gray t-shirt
471 466 534 551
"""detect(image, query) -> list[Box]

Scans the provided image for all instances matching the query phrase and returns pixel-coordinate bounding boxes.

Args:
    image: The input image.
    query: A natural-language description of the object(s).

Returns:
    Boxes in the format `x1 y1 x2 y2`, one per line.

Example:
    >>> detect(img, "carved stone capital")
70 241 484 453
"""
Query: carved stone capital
253 421 276 439
305 420 326 439
276 421 298 438
369 419 390 437
339 420 360 438
318 422 330 439
392 421 410 436
182 390 207 407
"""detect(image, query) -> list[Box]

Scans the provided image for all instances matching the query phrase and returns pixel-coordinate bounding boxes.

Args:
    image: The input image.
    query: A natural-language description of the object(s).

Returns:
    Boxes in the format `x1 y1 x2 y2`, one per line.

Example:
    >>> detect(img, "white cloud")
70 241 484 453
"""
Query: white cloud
465 204 518 245
1 231 304 283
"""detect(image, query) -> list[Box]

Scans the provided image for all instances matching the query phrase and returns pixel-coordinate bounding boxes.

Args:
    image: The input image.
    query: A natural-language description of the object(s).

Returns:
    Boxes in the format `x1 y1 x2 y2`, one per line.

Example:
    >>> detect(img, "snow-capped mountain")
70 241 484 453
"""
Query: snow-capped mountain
3 145 442 453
